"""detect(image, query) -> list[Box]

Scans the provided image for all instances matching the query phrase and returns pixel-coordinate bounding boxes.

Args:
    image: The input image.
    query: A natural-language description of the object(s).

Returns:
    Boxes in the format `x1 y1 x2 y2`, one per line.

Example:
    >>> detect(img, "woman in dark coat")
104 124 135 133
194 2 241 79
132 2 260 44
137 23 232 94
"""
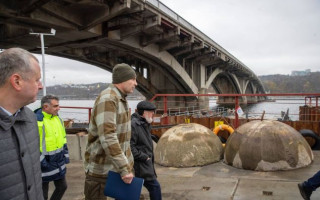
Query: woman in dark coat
130 101 162 200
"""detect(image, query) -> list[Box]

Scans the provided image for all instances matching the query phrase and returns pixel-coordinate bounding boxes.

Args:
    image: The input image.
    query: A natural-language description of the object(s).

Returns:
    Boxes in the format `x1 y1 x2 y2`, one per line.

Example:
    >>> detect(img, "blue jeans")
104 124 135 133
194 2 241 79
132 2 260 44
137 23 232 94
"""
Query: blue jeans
144 179 162 200
305 170 320 191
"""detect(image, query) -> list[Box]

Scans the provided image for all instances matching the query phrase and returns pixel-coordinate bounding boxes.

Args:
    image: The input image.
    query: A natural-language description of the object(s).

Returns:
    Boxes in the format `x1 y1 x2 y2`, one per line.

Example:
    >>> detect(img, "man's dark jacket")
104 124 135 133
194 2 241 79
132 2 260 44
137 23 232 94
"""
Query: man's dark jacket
130 112 157 181
0 107 44 200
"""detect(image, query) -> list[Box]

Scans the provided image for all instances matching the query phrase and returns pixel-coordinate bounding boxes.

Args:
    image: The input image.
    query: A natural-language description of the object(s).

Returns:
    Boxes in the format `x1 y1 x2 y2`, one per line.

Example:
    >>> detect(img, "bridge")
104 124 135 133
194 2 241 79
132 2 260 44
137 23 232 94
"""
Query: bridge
0 0 266 107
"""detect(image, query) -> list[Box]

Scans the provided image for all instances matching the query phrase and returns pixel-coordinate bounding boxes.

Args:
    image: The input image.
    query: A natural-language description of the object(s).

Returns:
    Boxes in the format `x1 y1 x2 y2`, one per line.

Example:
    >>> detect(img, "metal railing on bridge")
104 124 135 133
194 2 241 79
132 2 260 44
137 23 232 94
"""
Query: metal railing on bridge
167 106 230 118
57 93 320 134
150 93 320 128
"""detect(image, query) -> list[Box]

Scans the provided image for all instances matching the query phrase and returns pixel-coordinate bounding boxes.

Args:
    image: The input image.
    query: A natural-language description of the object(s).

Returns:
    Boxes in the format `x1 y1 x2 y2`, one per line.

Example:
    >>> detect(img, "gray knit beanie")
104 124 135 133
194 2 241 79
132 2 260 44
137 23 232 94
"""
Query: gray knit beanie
112 63 136 84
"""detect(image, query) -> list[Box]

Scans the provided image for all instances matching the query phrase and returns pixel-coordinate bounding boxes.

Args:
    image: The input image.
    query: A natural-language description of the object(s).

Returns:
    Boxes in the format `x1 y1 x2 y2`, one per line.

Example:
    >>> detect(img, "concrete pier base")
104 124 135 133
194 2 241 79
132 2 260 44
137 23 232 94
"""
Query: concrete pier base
66 133 88 161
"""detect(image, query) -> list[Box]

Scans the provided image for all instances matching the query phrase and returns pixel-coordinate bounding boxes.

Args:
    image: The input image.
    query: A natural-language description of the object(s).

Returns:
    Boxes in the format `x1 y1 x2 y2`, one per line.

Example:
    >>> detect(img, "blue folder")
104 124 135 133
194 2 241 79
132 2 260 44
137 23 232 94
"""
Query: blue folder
104 171 144 200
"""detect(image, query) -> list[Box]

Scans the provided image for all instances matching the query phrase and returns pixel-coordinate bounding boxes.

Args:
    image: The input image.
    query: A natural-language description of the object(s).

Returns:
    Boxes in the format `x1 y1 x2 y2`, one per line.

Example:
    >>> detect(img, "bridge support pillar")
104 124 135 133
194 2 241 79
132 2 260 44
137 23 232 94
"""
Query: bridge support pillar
198 88 209 111
217 96 248 105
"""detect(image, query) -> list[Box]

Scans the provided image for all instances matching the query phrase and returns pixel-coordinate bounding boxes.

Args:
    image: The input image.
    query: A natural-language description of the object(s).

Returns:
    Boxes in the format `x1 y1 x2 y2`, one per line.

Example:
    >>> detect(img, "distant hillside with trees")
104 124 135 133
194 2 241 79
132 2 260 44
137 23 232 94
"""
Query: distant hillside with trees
39 83 144 99
259 72 320 93
39 72 320 99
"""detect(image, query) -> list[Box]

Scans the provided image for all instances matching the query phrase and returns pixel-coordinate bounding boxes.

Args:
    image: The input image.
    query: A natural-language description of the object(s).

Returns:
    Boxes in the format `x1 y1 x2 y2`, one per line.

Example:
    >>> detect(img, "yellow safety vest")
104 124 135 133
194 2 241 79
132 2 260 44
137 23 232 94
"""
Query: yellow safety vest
38 111 66 153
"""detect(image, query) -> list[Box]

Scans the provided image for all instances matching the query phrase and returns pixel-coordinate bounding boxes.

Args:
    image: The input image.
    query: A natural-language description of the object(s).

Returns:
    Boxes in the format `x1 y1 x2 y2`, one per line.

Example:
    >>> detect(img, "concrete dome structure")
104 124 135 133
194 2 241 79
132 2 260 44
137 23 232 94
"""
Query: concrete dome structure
224 120 313 171
155 123 223 167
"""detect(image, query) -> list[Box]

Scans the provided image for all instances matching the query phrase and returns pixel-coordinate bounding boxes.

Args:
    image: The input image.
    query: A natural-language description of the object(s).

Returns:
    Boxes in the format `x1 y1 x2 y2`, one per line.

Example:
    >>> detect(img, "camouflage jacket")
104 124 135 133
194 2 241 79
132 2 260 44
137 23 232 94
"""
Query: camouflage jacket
84 84 134 177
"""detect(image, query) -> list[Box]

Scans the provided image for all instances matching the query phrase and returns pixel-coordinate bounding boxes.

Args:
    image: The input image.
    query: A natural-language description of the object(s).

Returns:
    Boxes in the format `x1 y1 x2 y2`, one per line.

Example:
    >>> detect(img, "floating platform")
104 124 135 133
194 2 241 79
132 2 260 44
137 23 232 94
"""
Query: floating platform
50 150 320 200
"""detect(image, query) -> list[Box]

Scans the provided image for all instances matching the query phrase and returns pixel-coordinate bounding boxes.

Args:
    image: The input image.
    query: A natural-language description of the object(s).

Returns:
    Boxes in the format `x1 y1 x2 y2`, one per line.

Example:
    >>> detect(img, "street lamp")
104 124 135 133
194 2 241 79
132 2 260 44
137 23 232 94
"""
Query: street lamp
30 28 56 96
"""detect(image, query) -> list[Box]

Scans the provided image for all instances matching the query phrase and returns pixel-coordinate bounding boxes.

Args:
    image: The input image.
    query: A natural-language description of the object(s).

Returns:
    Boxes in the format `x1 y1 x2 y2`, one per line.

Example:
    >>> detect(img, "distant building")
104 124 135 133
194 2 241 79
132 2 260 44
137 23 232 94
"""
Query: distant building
291 69 311 76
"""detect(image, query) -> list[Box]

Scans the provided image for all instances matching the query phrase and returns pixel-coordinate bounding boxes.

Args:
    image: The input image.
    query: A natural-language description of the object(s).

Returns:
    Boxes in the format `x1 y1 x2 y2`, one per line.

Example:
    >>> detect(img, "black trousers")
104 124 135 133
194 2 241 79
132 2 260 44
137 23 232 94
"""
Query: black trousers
42 177 67 200
144 179 162 200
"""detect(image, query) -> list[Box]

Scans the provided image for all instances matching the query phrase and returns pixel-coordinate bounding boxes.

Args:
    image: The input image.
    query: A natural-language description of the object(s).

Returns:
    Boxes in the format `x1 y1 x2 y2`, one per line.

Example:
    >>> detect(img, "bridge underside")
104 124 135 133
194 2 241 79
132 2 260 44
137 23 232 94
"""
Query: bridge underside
0 0 266 104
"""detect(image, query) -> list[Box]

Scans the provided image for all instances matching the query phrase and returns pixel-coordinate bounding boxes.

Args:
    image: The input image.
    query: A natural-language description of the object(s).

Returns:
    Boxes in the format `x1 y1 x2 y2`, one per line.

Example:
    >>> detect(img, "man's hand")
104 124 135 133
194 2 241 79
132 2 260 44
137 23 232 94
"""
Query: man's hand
121 173 134 184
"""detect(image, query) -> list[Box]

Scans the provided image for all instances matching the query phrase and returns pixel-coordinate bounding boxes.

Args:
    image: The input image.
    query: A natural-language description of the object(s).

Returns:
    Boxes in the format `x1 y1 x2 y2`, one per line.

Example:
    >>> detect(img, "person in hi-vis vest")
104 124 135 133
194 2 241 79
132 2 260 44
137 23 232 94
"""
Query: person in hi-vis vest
34 94 69 200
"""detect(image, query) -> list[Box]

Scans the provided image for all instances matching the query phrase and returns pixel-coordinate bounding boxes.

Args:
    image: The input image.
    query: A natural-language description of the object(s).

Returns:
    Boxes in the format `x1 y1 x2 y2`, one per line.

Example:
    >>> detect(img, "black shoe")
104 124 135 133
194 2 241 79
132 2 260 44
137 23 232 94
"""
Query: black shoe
298 183 312 200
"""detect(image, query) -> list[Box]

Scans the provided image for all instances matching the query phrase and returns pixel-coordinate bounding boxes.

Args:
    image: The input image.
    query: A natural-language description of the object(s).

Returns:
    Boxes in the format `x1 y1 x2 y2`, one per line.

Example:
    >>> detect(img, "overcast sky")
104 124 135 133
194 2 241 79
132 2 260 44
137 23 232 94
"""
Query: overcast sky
35 0 320 86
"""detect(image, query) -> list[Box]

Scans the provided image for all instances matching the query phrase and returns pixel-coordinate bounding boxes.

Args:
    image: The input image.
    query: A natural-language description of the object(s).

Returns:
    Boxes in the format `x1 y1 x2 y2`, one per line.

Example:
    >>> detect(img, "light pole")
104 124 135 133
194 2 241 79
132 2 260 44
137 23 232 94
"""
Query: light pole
30 28 56 96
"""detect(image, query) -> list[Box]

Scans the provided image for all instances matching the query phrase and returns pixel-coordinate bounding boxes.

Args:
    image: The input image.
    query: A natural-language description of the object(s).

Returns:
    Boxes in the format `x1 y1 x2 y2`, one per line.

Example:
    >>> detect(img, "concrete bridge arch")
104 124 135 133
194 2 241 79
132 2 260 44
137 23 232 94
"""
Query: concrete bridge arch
0 0 266 106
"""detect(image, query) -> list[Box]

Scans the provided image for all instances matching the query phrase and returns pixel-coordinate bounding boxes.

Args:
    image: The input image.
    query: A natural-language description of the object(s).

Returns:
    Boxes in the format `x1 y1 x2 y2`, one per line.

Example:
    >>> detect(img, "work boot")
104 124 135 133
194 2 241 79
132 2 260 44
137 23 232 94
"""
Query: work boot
298 183 312 200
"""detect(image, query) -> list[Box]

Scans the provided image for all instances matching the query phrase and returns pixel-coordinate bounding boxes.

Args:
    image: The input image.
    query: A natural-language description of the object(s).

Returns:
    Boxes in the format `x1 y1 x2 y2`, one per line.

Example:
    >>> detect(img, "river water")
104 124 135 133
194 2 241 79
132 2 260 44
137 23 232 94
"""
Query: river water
27 98 307 123
235 98 304 121
27 99 141 123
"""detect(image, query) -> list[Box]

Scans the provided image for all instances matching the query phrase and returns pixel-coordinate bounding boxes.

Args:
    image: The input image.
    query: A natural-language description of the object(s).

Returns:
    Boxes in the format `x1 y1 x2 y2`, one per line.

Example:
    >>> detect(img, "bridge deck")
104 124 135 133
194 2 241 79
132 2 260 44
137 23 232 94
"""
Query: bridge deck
49 151 320 200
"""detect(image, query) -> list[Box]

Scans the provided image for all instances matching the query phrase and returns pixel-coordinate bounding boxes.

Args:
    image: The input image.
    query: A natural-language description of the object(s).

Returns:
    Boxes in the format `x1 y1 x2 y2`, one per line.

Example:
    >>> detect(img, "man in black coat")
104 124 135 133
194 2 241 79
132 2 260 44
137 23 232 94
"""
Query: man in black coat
130 101 162 200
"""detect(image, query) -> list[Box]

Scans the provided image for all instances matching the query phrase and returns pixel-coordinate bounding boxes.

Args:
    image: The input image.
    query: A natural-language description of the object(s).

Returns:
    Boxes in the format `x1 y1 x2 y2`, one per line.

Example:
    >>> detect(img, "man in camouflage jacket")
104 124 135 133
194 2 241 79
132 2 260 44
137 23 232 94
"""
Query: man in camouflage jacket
84 63 137 200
